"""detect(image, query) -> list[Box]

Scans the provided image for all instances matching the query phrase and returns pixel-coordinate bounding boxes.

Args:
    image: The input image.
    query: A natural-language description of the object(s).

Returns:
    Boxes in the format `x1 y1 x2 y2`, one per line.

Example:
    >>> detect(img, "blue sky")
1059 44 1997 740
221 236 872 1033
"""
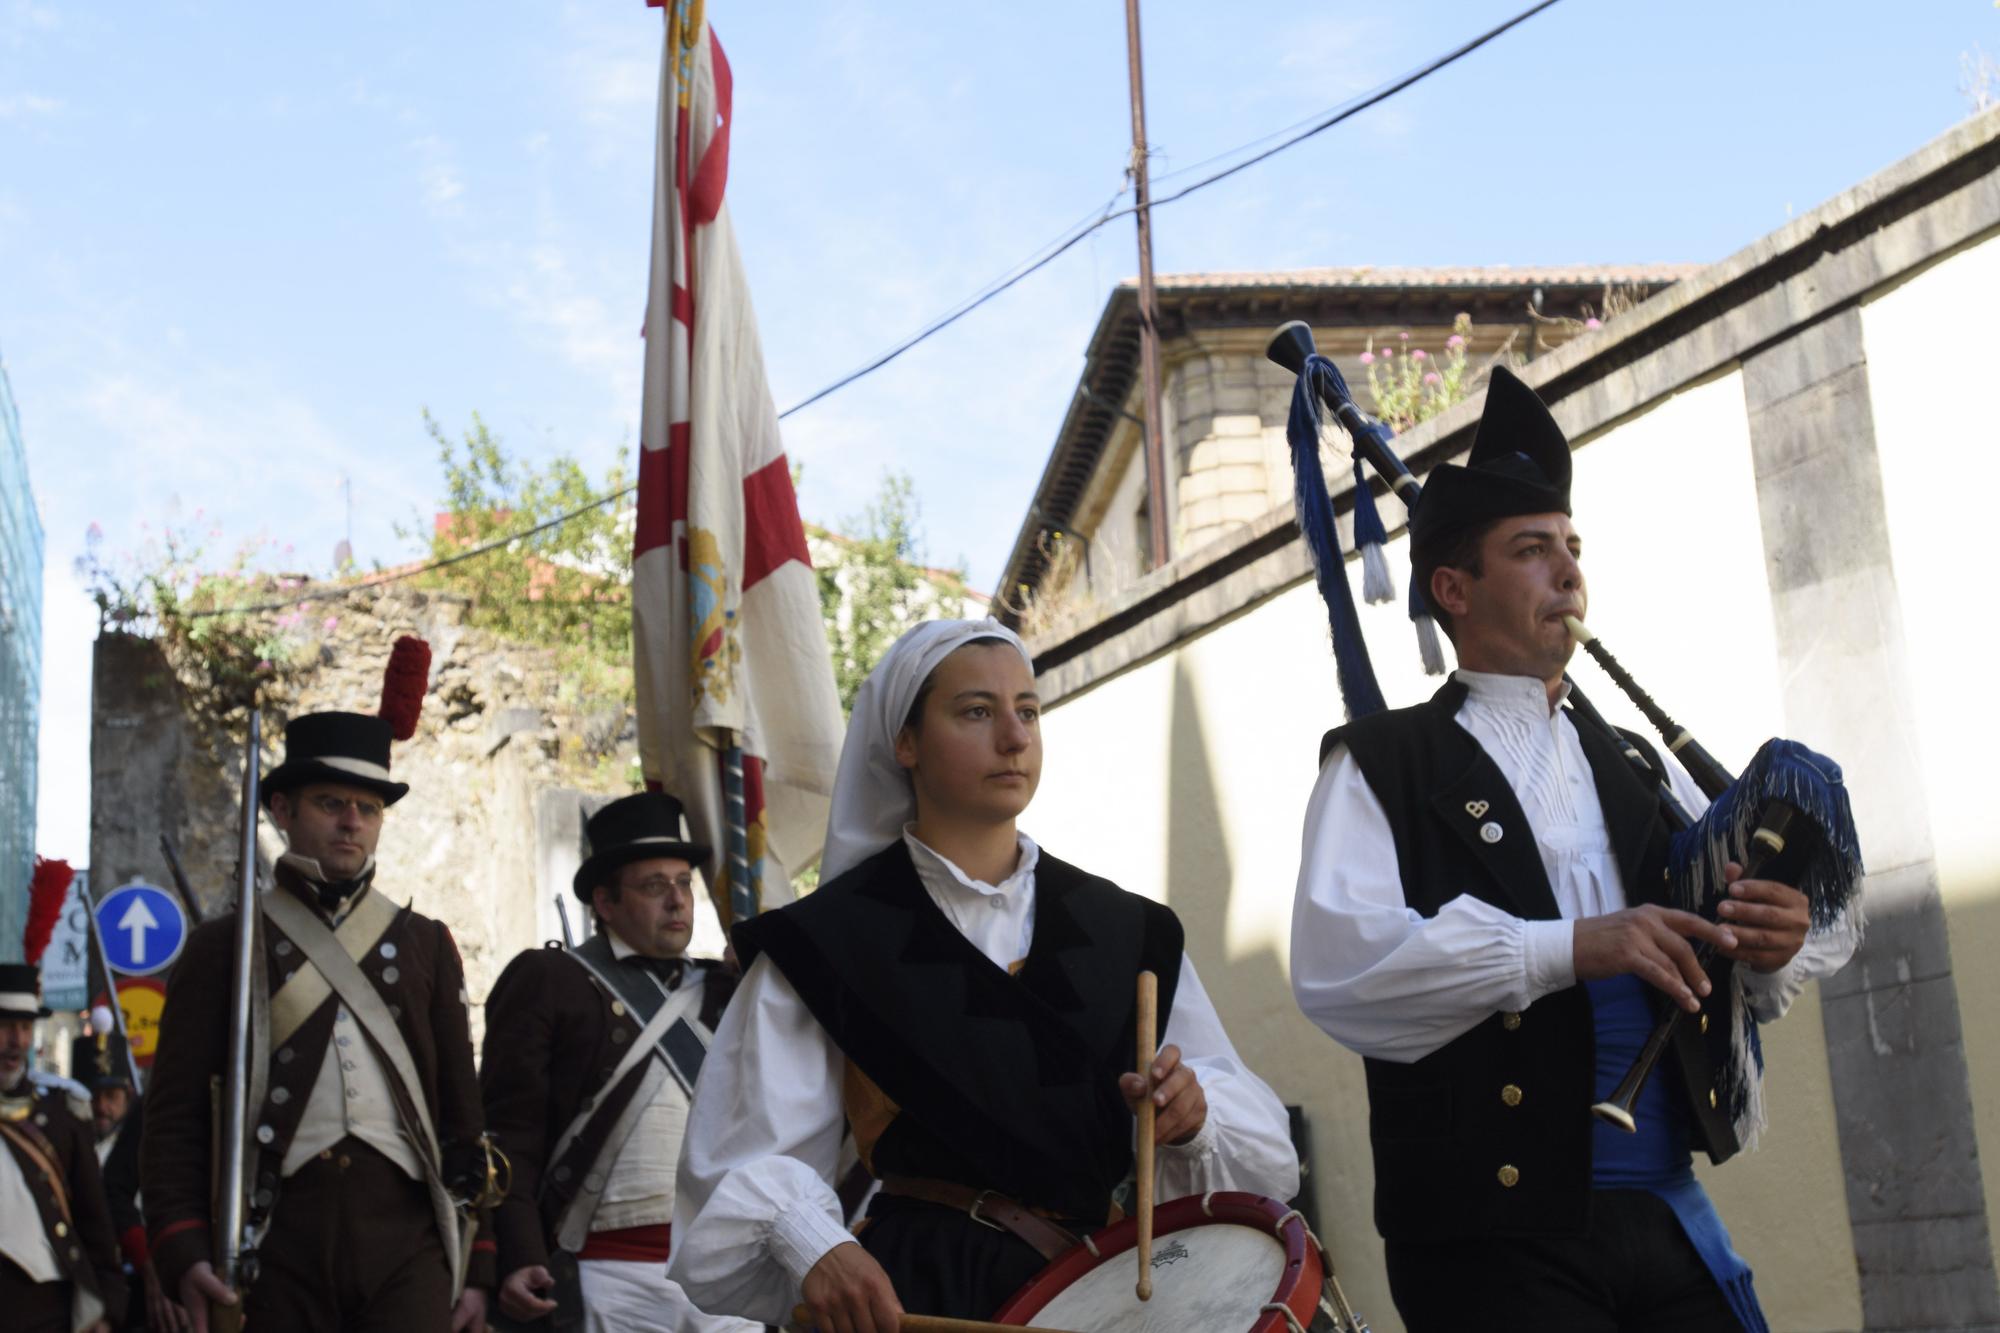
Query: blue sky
6 0 1991 860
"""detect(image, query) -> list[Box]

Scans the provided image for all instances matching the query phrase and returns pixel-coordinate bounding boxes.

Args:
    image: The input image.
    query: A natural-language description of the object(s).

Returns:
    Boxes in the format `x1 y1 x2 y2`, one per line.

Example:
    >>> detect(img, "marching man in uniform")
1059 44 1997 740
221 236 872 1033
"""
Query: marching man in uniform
0 961 126 1333
142 704 496 1332
481 791 756 1332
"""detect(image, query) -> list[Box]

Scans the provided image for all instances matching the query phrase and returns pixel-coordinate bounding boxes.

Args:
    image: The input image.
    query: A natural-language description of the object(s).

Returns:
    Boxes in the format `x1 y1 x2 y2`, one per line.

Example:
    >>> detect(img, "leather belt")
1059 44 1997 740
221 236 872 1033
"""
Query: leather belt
877 1176 1080 1261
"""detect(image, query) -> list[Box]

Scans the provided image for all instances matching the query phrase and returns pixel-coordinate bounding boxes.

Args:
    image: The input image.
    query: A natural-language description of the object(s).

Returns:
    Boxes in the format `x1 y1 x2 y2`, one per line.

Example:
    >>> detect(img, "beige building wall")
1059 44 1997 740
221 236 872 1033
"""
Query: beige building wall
1863 232 2000 1285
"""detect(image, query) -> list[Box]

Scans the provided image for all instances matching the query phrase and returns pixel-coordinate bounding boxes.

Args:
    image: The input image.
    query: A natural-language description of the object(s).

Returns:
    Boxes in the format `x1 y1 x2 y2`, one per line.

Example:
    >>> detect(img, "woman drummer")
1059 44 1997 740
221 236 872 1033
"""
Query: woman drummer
668 618 1299 1332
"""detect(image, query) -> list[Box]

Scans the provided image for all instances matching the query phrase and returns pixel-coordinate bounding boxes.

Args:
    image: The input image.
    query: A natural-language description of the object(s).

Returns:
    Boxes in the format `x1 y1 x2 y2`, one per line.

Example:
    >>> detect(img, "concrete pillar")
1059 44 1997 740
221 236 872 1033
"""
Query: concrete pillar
1745 308 2000 1328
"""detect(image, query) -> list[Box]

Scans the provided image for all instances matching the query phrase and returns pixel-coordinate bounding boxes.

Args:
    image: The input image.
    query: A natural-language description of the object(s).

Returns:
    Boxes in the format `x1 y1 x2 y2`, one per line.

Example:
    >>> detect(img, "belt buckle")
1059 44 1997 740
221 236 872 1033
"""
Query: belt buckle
967 1189 1007 1233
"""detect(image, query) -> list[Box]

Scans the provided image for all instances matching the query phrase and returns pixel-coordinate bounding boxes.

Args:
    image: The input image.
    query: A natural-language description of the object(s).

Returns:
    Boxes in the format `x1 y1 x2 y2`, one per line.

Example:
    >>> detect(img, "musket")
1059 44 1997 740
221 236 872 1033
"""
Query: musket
213 710 262 1331
158 833 207 926
555 895 576 950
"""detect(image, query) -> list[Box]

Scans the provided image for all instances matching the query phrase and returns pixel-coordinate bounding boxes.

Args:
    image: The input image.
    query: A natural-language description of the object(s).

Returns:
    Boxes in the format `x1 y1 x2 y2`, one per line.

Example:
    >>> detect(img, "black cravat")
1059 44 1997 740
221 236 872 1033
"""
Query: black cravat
630 955 685 989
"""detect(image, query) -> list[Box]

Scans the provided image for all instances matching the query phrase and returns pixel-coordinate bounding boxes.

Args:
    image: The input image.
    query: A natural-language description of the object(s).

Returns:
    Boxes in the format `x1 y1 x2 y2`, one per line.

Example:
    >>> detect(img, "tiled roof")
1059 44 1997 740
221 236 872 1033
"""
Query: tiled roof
1140 264 1704 290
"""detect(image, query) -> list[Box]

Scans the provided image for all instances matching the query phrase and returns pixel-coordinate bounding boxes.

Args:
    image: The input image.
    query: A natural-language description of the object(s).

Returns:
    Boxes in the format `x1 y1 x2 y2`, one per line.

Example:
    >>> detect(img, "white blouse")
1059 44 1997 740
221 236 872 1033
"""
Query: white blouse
1290 670 1849 1064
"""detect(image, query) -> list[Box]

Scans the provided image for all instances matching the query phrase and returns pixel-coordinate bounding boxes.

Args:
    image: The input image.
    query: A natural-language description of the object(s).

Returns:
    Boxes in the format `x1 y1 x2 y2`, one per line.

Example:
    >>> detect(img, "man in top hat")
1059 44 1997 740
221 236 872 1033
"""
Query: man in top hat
1289 368 1854 1329
480 792 757 1332
1 961 126 1333
142 710 495 1332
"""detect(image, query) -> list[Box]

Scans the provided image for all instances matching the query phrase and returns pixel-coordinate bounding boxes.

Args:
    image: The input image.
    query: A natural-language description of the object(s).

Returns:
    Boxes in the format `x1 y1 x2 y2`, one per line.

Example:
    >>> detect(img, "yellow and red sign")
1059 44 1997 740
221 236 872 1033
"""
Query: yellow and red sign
93 977 167 1066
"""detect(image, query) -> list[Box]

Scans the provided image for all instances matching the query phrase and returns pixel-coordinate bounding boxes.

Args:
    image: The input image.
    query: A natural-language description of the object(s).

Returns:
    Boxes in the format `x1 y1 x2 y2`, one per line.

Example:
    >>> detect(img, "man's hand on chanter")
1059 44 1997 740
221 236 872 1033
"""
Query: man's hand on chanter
1574 905 1737 1013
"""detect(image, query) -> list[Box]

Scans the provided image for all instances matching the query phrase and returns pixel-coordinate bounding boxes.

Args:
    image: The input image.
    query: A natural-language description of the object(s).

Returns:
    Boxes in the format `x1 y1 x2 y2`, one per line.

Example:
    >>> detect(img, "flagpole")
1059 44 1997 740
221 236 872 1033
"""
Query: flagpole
720 739 755 924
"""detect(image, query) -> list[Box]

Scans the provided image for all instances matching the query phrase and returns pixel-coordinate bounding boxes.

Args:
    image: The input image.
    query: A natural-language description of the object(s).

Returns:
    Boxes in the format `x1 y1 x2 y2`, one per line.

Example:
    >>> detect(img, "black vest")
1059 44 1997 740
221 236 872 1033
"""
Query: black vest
732 841 1183 1223
1322 680 1738 1243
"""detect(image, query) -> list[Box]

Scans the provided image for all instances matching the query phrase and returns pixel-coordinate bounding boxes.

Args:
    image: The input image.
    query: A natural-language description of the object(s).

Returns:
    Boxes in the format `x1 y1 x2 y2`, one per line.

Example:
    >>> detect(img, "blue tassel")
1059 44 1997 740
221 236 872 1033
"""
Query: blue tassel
1288 358 1387 719
1352 458 1394 605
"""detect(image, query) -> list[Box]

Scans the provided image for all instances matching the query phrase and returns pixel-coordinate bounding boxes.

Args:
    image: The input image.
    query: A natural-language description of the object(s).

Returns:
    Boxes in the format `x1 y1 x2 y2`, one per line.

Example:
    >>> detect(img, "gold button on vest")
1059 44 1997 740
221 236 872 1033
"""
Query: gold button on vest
1497 1165 1520 1188
1500 1084 1523 1108
1709 1087 1718 1109
1699 1013 1709 1034
1501 1011 1522 1031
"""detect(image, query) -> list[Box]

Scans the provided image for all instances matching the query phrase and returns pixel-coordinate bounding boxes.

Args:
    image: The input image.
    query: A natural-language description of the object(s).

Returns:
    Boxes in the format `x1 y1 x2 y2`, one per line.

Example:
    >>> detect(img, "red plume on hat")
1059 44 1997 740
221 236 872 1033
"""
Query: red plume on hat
379 635 433 741
22 857 74 966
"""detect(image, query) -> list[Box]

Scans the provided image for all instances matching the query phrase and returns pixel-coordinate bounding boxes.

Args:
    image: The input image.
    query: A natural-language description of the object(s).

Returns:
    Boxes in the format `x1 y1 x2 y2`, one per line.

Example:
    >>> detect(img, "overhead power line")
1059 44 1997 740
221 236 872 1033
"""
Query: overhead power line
183 0 1561 617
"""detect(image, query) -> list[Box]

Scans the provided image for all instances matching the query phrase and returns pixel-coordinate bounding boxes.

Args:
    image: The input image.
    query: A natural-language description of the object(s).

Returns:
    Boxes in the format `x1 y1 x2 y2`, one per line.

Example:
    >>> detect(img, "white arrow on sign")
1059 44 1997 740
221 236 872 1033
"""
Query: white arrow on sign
119 894 161 966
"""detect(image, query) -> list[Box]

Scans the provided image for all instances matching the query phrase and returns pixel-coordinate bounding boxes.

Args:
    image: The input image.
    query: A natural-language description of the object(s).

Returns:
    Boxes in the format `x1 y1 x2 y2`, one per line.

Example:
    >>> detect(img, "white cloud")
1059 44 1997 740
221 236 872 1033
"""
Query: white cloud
0 91 60 117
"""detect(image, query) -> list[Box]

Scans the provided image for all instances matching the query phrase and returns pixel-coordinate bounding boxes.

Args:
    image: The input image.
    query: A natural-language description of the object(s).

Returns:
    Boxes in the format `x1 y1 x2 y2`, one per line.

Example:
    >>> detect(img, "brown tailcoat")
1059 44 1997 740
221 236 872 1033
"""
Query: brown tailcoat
140 874 495 1297
478 944 733 1278
1 1082 129 1324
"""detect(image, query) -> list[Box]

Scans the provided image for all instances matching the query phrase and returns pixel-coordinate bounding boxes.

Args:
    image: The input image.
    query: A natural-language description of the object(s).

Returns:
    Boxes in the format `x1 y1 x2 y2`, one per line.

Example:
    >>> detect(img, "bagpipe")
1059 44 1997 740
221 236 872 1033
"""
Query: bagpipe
1268 320 1864 1144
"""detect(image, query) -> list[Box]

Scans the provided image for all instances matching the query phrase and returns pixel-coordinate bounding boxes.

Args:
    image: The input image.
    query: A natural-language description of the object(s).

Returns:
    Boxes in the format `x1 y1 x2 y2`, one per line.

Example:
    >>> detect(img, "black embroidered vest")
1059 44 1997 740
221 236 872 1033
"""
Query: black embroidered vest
732 841 1183 1223
1321 680 1738 1242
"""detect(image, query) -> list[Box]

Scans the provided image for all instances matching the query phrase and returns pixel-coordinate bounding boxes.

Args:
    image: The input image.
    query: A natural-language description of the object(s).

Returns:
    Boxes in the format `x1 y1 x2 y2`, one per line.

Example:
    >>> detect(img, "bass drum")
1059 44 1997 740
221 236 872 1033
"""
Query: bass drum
991 1192 1334 1332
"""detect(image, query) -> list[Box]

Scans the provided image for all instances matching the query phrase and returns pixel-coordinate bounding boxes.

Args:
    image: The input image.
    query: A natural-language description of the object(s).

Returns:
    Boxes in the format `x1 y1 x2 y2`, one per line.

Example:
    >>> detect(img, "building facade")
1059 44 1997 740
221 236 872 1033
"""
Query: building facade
0 354 43 960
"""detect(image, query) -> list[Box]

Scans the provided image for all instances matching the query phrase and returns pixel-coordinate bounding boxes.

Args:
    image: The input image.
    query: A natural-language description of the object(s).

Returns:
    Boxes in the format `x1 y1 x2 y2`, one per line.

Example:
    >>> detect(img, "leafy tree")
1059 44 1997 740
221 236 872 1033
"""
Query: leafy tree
808 469 971 715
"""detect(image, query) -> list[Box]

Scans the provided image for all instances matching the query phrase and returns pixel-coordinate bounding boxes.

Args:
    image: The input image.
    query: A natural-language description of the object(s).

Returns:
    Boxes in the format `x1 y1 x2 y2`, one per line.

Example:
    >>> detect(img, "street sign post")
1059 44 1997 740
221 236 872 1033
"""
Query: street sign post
94 882 189 978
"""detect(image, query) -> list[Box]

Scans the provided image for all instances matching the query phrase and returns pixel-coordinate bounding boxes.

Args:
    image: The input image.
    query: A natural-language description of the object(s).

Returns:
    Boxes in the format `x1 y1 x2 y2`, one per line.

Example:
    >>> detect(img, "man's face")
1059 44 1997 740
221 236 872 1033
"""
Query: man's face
893 642 1043 828
1430 513 1587 683
91 1085 131 1138
269 781 386 880
0 1016 33 1092
592 856 697 961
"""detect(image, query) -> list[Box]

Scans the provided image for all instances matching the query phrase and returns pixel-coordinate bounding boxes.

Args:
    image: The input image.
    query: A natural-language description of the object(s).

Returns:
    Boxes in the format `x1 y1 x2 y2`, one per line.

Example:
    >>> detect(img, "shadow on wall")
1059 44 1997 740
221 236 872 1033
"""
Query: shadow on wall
1162 654 1395 1328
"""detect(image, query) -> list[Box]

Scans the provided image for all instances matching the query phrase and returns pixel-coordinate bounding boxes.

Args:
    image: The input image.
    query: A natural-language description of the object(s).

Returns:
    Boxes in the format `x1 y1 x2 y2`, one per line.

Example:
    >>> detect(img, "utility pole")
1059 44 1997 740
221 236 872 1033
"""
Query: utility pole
1123 0 1171 571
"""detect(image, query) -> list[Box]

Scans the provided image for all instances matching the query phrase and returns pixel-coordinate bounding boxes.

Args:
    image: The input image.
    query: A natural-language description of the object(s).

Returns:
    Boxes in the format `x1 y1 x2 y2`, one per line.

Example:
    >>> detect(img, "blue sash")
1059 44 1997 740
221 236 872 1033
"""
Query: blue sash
1588 977 1768 1332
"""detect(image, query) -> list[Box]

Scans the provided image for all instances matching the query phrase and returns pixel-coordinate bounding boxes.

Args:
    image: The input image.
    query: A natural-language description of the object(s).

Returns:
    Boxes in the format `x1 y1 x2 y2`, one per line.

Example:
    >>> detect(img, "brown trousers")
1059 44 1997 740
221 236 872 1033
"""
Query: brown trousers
245 1137 452 1333
0 1256 72 1333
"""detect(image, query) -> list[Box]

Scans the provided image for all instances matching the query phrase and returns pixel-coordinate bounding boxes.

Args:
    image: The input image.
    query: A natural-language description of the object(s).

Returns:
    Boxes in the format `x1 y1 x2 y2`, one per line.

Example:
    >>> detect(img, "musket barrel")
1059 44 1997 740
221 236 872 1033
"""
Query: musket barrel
217 710 261 1291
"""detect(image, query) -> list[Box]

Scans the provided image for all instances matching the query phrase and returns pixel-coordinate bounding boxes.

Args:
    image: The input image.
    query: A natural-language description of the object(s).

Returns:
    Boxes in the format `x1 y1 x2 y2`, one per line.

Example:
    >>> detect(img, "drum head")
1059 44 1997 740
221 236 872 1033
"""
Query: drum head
992 1192 1322 1333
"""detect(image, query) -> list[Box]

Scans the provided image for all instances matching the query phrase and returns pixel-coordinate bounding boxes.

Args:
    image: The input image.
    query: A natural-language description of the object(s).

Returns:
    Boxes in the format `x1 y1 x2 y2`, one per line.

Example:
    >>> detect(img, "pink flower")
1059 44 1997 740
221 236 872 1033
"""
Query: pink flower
257 659 274 672
1585 317 1602 330
1446 334 1465 349
1411 349 1427 361
1380 346 1393 358
1424 372 1441 386
1398 332 1410 341
322 616 339 632
1359 351 1374 365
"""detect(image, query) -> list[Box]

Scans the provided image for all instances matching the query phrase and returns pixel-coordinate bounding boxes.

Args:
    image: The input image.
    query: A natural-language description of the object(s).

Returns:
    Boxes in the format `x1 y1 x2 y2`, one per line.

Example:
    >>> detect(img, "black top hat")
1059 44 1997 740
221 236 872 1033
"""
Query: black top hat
69 1034 130 1091
573 792 712 902
262 711 410 808
1409 366 1573 560
0 962 50 1020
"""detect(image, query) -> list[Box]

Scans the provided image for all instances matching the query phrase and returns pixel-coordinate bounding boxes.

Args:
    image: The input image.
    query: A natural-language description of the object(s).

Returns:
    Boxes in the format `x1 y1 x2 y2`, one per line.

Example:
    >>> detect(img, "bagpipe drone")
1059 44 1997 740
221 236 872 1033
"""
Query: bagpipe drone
1268 320 1863 1146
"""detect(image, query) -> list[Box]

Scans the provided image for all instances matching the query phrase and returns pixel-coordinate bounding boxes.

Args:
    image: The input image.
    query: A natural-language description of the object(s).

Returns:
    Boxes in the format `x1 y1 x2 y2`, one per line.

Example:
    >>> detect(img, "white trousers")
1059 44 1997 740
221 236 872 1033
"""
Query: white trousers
578 1257 764 1333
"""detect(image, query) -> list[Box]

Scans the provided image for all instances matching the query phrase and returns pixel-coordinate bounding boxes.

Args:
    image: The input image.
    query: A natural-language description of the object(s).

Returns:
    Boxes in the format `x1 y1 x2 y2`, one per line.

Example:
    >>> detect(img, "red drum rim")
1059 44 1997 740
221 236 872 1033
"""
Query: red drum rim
990 1191 1323 1331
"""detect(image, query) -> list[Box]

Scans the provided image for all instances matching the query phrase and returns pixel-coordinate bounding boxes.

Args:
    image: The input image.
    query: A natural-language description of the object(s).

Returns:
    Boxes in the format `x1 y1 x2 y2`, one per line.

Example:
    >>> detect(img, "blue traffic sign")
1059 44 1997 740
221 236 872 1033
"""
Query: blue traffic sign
95 882 188 977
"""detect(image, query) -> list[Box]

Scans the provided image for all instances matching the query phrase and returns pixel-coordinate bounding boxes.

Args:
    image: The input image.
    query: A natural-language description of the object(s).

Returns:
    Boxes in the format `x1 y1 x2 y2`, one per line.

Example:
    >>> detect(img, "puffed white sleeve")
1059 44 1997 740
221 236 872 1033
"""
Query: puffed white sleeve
668 954 860 1325
1289 743 1577 1063
1152 955 1301 1201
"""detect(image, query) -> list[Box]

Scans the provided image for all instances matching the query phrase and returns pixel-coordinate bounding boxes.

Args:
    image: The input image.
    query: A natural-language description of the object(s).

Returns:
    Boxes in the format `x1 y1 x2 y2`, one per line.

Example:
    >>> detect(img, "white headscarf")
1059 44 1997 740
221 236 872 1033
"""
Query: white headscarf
820 618 1034 881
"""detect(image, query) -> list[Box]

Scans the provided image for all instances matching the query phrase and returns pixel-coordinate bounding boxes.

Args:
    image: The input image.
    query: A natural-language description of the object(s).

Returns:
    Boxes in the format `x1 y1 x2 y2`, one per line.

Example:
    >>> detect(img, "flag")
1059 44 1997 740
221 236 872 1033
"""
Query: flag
633 0 843 929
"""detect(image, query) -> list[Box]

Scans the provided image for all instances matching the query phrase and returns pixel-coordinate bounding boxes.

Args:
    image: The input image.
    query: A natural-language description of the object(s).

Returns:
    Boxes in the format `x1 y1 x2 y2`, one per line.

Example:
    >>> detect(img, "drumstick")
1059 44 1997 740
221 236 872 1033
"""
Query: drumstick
1135 968 1158 1302
789 1306 1076 1333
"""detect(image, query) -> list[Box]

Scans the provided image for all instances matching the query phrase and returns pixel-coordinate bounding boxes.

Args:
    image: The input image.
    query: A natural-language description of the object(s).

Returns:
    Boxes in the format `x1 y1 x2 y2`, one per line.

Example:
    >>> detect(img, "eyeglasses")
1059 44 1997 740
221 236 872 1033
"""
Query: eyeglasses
626 873 696 901
305 794 385 822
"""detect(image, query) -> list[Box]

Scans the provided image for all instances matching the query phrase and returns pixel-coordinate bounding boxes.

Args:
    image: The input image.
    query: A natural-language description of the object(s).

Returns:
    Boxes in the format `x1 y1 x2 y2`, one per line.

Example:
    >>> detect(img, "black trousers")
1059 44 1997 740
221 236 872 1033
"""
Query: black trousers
0 1257 71 1333
245 1137 453 1333
1385 1189 1741 1332
858 1194 1054 1321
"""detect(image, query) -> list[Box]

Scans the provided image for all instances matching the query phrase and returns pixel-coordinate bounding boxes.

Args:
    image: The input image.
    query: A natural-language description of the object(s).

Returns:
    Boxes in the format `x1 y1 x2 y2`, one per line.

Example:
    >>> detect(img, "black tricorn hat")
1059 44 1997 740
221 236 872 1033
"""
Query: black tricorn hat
0 962 50 1020
1409 366 1573 561
261 711 410 808
573 792 712 902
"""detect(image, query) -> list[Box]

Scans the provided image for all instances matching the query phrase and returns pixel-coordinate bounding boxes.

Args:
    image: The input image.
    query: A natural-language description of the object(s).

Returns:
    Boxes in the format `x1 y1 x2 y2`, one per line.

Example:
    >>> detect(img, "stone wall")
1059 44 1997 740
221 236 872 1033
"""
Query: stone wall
89 585 641 1032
